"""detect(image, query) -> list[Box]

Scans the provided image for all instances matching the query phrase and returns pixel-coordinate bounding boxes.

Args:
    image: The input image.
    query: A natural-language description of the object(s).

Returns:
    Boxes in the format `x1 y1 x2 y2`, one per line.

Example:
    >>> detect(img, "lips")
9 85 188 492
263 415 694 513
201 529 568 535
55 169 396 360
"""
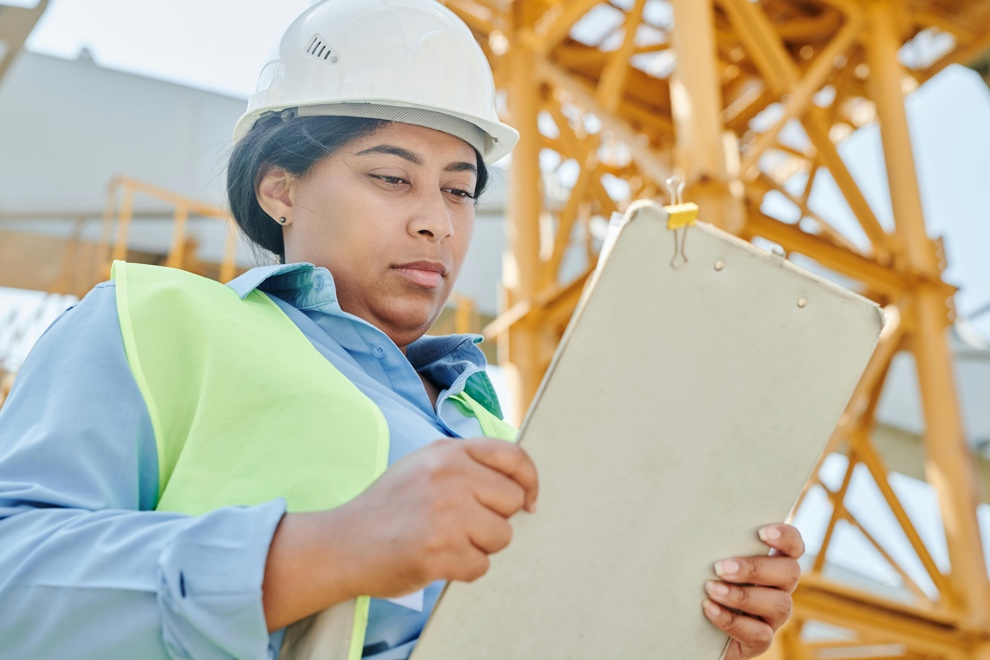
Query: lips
391 260 449 289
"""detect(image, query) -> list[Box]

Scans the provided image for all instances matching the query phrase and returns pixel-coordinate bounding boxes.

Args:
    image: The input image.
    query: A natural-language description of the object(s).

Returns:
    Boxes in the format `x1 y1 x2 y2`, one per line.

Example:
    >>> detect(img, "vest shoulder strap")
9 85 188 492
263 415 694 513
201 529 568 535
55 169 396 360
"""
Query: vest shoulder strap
448 392 518 441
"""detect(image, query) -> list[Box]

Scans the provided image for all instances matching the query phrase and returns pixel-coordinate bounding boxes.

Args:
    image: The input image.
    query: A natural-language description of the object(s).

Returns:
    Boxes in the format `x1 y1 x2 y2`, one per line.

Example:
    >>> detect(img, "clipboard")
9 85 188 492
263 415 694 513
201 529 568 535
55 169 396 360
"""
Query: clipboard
410 200 885 659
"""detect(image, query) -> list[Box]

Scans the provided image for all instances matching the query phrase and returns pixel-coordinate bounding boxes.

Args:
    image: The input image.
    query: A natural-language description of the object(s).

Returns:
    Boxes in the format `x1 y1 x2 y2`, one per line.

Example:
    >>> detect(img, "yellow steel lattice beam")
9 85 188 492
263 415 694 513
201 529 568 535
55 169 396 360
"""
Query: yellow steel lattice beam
441 0 990 656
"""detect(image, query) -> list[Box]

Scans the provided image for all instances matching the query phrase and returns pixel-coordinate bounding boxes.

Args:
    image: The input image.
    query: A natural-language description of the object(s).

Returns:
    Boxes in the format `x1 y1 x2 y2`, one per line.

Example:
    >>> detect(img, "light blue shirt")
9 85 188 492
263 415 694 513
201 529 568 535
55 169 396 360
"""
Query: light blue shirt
0 263 505 659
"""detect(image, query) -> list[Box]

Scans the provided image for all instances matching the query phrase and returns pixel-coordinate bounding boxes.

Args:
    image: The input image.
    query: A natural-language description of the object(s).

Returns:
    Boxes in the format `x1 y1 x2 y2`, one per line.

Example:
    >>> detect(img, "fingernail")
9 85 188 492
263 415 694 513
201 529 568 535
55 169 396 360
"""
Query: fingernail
703 599 721 617
759 526 781 542
714 560 739 577
705 580 729 597
528 501 538 514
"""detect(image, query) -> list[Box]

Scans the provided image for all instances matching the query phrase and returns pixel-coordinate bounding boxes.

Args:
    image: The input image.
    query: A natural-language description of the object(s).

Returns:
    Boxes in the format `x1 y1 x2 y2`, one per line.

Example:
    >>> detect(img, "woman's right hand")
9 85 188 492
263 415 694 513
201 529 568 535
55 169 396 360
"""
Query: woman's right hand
336 437 539 598
262 437 538 630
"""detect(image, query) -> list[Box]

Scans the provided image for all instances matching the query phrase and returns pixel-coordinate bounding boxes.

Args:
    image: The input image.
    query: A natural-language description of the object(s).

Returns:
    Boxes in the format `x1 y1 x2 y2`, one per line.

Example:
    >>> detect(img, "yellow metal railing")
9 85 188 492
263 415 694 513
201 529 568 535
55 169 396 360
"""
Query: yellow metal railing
0 177 242 412
451 294 478 335
98 176 240 283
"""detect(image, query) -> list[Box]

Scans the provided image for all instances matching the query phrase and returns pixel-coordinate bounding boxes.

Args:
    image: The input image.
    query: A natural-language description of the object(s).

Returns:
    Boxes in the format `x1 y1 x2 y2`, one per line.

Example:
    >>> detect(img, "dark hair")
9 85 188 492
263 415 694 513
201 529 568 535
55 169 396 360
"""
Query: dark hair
227 114 490 263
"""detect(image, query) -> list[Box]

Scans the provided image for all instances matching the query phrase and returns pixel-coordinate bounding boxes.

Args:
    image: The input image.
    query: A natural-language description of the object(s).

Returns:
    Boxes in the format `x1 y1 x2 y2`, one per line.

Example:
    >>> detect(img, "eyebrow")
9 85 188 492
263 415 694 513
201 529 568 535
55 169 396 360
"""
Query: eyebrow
445 161 478 175
355 144 477 175
355 144 422 164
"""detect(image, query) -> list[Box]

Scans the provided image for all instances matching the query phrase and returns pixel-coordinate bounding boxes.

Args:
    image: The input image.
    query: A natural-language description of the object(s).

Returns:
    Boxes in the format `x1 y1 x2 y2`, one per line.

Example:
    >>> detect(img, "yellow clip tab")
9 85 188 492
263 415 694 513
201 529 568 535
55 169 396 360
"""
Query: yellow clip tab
664 202 699 230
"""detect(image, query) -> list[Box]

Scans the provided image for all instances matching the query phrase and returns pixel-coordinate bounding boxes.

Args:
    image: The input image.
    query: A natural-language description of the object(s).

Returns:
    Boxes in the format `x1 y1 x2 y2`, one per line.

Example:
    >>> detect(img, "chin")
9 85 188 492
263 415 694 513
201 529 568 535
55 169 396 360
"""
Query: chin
380 303 443 339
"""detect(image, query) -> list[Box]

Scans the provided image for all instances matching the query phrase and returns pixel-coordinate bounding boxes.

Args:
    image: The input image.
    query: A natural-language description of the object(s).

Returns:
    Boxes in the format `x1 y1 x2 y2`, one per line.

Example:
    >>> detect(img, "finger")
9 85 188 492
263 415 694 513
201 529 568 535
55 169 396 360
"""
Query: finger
758 524 805 559
713 555 801 592
703 599 775 659
446 546 491 583
463 438 539 513
705 581 792 631
470 464 527 517
467 506 514 554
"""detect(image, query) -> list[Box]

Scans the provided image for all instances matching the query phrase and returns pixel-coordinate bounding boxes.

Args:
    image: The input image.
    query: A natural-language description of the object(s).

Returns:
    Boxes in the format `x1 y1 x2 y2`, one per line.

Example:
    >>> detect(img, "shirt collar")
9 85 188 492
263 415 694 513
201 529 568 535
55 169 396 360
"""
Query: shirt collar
410 335 505 419
227 262 341 310
406 334 484 369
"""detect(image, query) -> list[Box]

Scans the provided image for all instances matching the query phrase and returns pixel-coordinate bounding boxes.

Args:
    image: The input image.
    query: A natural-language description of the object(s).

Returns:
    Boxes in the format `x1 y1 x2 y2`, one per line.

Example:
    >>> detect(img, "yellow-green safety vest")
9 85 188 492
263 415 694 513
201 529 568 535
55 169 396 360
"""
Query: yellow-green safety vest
111 261 516 660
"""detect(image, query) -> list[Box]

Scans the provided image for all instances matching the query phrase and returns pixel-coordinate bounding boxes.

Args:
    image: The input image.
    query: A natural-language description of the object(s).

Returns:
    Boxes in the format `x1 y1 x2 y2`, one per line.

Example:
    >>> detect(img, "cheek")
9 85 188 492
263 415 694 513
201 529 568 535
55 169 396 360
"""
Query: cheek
461 213 476 241
333 233 383 274
327 207 389 261
452 216 475 264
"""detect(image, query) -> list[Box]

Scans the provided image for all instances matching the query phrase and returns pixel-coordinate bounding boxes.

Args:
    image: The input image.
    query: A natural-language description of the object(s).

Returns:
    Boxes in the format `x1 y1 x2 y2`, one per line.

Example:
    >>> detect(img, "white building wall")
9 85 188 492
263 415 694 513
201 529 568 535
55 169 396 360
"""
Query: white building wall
0 50 243 211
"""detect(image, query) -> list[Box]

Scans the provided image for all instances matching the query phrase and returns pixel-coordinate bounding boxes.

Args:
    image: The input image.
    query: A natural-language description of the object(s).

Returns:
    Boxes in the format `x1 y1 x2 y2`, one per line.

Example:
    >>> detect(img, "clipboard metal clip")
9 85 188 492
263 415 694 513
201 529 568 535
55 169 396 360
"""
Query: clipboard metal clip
663 177 699 269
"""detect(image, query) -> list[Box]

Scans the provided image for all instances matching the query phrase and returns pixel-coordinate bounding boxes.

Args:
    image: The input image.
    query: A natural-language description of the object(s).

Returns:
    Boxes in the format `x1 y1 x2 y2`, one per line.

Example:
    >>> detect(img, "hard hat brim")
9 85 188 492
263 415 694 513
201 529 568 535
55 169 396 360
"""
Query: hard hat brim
234 99 519 164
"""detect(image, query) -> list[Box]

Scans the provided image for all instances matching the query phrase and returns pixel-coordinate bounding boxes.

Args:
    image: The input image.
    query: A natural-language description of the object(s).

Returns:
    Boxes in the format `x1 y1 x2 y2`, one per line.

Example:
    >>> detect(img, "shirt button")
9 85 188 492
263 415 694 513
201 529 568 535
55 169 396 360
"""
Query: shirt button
373 345 385 358
313 275 324 291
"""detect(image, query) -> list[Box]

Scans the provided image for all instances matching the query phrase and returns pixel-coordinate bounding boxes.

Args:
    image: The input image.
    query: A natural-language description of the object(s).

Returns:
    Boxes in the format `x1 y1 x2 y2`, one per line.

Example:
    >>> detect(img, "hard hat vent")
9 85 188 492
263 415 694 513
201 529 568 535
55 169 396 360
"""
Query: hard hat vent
305 34 336 63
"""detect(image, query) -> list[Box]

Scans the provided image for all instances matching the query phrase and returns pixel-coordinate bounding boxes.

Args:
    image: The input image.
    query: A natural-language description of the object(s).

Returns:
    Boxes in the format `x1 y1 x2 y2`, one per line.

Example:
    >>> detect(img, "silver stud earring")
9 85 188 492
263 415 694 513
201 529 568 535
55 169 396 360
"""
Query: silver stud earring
277 217 287 225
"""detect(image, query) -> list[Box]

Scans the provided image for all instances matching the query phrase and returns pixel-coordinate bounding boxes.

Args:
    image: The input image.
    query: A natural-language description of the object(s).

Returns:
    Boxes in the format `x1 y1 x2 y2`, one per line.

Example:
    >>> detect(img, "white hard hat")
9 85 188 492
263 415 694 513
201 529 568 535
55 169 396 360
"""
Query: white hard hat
234 0 519 163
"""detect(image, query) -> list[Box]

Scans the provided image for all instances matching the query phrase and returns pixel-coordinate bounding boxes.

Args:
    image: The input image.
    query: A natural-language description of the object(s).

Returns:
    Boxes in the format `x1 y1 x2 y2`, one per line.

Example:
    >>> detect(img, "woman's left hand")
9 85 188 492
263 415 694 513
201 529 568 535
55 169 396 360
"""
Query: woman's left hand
703 524 805 660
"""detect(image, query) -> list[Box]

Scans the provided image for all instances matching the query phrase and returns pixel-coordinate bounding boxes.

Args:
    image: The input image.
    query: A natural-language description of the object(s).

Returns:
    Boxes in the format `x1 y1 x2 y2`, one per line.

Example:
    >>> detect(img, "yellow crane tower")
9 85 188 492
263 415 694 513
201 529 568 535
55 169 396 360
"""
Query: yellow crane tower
435 0 990 658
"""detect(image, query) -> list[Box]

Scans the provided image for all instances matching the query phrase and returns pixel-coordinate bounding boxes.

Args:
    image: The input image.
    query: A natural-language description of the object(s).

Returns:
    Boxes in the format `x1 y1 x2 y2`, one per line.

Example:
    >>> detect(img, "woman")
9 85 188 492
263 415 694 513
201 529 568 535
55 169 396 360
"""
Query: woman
0 0 803 658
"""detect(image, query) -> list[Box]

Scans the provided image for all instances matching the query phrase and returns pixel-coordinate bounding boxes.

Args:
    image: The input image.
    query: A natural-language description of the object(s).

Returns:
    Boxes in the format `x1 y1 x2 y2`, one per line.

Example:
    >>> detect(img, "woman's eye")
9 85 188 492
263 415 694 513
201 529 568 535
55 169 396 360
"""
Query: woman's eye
444 187 476 200
372 174 407 186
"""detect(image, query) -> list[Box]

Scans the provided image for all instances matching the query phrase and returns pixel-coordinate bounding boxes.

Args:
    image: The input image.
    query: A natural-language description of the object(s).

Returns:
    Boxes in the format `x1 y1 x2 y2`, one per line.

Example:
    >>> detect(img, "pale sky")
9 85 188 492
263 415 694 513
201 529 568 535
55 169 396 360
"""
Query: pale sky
25 0 316 98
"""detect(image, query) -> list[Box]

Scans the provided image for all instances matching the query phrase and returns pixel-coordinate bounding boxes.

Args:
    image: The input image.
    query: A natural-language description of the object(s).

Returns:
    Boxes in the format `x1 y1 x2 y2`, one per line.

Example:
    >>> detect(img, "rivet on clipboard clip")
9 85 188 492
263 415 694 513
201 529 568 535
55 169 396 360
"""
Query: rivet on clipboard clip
663 177 699 269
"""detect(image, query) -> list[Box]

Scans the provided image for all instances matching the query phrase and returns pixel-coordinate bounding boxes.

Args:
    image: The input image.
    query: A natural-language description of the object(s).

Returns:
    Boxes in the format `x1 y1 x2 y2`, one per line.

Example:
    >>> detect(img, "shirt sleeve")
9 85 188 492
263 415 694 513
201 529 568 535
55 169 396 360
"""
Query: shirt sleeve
0 282 286 659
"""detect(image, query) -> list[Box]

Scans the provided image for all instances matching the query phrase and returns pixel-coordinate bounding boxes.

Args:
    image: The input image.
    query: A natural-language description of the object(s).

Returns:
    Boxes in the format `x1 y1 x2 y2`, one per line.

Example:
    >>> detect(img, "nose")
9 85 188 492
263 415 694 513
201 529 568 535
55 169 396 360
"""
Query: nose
408 187 454 242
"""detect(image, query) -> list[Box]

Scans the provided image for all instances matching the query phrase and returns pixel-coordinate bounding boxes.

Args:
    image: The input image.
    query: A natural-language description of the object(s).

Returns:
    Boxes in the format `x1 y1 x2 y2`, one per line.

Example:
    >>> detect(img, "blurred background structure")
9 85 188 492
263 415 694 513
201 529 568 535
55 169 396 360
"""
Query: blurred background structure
3 0 990 657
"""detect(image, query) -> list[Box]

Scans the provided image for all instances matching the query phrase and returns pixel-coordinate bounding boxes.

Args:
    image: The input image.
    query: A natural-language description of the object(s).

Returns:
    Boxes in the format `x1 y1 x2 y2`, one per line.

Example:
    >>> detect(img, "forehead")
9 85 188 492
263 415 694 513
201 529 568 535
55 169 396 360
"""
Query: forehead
347 122 477 164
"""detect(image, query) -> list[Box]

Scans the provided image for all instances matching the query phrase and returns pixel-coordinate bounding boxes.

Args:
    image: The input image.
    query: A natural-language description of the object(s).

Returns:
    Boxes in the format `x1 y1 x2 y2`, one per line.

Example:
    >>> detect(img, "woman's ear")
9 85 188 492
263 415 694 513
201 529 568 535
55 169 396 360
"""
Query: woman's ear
256 166 294 225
